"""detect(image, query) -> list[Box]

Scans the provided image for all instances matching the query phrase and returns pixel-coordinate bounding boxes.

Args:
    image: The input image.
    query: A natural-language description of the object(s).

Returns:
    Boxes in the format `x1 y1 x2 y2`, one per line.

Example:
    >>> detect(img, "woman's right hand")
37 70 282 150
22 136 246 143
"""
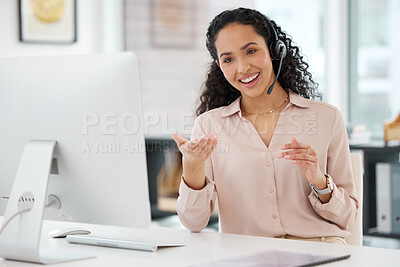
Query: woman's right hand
172 134 218 164
172 134 218 190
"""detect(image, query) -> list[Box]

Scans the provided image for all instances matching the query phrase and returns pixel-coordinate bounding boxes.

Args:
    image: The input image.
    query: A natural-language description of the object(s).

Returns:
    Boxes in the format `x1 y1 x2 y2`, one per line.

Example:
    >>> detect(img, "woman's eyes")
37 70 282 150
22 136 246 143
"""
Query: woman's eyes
223 49 256 63
223 57 233 63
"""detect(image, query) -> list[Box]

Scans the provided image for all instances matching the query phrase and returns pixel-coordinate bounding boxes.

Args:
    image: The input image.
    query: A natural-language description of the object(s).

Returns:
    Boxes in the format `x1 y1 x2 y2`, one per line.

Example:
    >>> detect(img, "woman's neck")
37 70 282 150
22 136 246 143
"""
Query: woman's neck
240 83 289 114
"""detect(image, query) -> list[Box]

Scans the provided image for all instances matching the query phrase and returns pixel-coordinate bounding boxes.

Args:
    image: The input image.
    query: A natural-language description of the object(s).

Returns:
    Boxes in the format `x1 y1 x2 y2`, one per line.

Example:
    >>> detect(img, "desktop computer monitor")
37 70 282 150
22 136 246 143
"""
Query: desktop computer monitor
0 52 151 229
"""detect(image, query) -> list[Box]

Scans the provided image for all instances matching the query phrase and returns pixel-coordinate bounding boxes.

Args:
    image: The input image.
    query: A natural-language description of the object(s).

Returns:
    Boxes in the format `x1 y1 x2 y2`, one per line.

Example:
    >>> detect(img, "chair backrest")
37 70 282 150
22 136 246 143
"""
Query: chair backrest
345 153 363 246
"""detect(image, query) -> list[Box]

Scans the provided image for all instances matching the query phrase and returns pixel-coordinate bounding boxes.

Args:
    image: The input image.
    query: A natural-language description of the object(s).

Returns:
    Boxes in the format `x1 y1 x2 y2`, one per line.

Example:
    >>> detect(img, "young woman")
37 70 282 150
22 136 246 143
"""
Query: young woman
172 8 358 244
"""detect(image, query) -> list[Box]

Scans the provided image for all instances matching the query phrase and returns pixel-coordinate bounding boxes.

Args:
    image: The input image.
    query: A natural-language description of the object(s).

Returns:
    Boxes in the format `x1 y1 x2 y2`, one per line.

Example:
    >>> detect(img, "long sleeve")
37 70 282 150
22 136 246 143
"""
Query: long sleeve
175 93 357 238
308 108 359 230
176 116 217 232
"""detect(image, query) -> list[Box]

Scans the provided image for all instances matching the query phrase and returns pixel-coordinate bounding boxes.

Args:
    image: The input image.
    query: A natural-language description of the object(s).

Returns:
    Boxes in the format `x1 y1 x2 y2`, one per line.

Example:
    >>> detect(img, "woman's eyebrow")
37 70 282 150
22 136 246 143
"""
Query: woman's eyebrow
219 42 258 59
240 42 258 51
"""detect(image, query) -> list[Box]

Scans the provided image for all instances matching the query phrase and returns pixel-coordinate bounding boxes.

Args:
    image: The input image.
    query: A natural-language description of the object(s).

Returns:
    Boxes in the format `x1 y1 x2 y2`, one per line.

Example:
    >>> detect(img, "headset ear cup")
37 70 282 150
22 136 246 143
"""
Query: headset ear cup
275 40 287 59
269 42 279 61
269 40 287 60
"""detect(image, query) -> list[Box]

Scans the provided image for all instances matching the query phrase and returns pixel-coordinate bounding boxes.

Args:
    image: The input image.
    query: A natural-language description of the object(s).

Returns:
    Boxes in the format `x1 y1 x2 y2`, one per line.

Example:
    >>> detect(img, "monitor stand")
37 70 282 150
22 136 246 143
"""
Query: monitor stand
0 141 95 264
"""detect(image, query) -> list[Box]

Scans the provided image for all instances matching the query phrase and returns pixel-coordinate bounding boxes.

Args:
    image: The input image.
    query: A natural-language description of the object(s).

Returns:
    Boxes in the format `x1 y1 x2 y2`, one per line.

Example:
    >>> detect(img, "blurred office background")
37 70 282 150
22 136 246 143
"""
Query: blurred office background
1 0 399 137
0 0 399 248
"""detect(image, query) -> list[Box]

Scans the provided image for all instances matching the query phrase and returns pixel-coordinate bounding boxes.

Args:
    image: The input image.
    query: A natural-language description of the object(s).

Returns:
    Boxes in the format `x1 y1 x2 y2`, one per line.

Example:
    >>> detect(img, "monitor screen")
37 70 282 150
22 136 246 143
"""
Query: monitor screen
0 52 151 228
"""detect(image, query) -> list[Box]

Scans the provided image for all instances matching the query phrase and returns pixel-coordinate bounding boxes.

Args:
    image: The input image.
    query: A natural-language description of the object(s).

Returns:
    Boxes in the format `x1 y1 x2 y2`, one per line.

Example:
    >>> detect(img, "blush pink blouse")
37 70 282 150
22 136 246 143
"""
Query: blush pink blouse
176 90 358 238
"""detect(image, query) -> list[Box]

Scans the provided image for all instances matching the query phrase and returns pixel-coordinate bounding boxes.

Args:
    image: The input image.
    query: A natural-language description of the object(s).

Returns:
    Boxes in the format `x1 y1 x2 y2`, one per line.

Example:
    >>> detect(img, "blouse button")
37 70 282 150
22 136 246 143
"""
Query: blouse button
272 214 278 219
266 162 272 167
269 187 274 193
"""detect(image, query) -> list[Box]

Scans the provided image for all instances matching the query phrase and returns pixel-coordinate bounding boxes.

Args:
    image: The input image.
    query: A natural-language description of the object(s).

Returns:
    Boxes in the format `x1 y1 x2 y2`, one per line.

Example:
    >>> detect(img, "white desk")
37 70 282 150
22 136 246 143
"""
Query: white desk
1 219 399 266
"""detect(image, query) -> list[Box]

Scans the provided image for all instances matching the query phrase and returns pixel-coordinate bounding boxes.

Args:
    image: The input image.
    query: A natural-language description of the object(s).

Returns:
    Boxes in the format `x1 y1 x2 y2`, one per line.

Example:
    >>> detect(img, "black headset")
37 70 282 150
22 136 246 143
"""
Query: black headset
265 19 287 94
268 23 287 60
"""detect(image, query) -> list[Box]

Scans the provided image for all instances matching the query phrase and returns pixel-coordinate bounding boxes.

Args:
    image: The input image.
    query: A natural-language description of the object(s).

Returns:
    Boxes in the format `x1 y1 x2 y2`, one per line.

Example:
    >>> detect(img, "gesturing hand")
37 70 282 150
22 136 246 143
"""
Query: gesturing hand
277 137 325 187
172 134 218 164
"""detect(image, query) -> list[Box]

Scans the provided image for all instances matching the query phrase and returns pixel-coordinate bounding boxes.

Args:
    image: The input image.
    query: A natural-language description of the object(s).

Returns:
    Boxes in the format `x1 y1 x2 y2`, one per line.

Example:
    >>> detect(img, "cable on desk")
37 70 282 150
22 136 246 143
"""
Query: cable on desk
0 197 58 235
0 208 32 235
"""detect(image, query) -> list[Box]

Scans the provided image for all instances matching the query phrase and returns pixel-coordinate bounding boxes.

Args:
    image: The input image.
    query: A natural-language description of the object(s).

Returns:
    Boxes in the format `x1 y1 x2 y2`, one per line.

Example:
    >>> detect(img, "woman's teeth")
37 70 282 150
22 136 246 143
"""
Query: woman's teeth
240 73 259 83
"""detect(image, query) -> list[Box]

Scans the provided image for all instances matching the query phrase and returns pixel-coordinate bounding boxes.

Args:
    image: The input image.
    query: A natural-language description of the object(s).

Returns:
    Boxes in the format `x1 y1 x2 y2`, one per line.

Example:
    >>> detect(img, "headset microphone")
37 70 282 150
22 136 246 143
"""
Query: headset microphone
265 19 287 95
267 48 284 95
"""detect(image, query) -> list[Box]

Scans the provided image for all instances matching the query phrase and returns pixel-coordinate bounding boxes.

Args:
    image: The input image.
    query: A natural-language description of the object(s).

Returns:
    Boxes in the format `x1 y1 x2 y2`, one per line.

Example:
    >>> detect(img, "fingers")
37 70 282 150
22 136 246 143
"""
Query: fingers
277 138 316 161
278 138 322 183
278 138 313 157
172 134 188 147
282 153 317 163
280 140 310 151
280 150 318 170
176 134 218 160
202 135 218 156
277 148 314 158
192 134 218 154
192 135 209 153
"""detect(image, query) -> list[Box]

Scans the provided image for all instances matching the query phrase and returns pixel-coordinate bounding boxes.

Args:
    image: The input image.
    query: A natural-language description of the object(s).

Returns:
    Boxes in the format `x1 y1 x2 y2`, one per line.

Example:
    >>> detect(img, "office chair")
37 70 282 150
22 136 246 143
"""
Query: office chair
345 153 363 246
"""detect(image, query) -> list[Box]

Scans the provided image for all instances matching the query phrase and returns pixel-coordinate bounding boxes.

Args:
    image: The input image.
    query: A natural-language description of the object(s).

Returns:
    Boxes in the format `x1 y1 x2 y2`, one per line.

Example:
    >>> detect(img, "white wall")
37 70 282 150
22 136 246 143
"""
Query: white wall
0 0 104 57
125 0 213 137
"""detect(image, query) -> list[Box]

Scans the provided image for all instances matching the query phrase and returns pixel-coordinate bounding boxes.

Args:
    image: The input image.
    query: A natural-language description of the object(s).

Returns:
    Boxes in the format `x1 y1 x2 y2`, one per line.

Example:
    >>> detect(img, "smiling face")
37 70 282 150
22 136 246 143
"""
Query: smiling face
215 23 275 99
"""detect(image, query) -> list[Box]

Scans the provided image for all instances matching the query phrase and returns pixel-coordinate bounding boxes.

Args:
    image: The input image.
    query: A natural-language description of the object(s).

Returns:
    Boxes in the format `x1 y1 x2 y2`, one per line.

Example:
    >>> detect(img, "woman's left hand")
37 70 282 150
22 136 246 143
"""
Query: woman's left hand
277 137 326 188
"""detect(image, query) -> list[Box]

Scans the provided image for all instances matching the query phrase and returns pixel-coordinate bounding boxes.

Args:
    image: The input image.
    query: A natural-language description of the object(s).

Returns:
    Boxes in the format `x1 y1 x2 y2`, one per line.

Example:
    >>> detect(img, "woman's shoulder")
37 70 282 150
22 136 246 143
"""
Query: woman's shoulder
289 90 339 115
301 98 345 126
305 98 341 115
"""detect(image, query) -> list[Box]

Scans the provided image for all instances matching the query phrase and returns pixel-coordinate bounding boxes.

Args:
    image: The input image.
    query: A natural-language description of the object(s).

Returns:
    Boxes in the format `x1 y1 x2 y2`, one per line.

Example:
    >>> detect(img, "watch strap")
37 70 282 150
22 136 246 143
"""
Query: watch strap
310 174 334 197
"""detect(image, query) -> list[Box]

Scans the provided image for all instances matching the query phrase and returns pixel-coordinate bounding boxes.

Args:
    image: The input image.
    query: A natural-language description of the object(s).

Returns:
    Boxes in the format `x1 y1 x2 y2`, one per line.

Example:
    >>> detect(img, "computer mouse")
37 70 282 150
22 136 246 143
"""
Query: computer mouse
48 228 91 238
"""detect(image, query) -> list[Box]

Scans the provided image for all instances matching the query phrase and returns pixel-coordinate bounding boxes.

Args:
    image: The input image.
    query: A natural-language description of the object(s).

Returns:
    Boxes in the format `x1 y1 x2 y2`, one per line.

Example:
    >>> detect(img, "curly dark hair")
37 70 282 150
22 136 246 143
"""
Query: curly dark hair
196 7 321 116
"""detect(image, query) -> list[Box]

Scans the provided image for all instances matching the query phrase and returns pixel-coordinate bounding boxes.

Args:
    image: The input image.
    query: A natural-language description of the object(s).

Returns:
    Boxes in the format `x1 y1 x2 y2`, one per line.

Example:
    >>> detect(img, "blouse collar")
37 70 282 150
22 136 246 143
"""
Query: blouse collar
221 90 310 118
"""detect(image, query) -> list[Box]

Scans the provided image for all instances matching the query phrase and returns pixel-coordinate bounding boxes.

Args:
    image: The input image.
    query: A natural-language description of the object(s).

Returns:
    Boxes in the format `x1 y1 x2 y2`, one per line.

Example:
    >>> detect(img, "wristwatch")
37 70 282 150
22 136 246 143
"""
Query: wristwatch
310 174 334 198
